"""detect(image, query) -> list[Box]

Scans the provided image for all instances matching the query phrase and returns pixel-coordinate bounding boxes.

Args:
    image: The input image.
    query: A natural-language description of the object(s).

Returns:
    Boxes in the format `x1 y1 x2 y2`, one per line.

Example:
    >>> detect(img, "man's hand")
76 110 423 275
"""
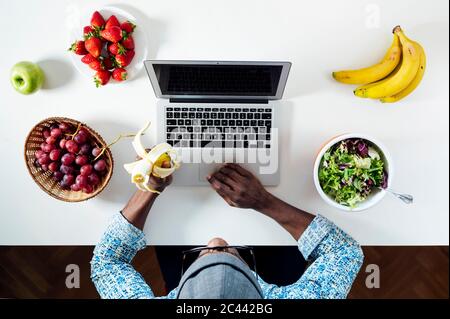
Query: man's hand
137 150 173 193
147 161 173 193
122 151 174 230
207 163 315 240
207 163 273 211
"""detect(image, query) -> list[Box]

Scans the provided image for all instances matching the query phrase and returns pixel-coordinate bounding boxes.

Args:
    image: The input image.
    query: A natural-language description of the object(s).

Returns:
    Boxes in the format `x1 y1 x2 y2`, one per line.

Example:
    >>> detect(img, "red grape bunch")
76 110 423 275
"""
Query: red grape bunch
34 122 108 194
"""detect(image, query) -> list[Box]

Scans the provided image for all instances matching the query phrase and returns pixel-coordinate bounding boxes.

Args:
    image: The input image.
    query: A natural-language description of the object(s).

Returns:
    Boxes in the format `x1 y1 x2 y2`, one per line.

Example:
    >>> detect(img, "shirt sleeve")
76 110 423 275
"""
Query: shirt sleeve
90 213 159 299
259 214 364 299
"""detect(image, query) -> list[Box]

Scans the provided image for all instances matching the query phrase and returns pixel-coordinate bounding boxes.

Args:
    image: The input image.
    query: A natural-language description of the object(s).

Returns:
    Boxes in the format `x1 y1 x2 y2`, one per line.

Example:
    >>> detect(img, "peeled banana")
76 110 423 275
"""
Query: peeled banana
124 122 180 193
332 25 426 103
332 33 401 84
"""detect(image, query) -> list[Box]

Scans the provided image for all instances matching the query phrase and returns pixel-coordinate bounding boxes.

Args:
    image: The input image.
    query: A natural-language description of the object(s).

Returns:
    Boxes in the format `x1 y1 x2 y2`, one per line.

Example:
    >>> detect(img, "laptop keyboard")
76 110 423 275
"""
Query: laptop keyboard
165 107 272 148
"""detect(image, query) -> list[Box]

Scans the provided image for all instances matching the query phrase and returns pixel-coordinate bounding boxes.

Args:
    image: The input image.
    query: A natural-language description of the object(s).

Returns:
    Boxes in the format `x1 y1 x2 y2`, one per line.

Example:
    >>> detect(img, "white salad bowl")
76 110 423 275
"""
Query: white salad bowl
313 133 394 212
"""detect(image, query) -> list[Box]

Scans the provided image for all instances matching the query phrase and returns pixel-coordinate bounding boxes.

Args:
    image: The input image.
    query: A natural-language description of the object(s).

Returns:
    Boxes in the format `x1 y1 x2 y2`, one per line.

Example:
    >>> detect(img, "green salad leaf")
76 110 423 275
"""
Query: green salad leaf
318 139 387 208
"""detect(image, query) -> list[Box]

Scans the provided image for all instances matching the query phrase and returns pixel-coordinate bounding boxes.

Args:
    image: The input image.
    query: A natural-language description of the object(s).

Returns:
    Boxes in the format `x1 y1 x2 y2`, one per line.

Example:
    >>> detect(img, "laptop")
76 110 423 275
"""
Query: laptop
144 60 291 186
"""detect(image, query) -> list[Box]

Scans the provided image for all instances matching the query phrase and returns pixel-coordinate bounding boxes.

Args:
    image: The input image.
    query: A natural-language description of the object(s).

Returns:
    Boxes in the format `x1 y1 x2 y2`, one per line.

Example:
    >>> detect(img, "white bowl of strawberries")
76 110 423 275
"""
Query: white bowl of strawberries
68 7 148 87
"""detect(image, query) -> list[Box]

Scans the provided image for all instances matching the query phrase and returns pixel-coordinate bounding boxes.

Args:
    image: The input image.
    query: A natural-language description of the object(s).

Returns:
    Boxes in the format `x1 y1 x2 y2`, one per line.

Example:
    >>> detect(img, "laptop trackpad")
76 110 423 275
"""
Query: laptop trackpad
199 163 222 183
199 162 262 182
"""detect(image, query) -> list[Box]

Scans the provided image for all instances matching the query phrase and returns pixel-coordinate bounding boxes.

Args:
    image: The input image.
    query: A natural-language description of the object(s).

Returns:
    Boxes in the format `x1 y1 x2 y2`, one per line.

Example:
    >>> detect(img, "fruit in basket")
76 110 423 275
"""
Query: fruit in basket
80 164 93 176
65 140 79 153
75 155 89 166
42 143 55 153
88 173 100 185
92 147 102 157
10 61 45 95
51 128 62 138
94 159 107 172
48 162 59 172
74 129 89 144
59 122 72 132
60 164 73 175
32 120 110 195
332 26 426 103
69 10 137 87
49 149 62 161
83 184 94 194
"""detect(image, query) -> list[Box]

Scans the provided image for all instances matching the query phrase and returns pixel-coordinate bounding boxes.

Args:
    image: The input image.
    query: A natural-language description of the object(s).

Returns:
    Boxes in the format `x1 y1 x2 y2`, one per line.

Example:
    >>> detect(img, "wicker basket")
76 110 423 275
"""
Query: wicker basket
24 117 114 202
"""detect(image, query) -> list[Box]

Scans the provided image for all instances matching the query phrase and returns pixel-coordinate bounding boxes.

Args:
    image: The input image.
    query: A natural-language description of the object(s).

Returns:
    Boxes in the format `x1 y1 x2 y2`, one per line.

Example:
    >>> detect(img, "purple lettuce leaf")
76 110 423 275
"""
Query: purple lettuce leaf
381 170 388 189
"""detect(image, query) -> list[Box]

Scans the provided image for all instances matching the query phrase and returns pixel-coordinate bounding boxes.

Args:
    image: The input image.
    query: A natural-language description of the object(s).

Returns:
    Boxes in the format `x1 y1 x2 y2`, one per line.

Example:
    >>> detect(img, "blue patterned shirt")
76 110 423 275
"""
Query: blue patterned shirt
91 213 363 299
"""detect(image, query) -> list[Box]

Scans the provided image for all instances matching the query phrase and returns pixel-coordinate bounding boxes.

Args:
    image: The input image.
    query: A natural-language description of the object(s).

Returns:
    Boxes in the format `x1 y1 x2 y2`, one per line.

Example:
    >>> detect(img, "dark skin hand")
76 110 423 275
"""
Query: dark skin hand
207 163 315 241
122 157 172 230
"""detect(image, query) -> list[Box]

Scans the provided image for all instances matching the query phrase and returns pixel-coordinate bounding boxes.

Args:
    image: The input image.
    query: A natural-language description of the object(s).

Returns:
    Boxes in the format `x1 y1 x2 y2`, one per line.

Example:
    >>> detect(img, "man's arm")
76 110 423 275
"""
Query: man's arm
122 191 159 230
91 166 173 299
208 163 364 299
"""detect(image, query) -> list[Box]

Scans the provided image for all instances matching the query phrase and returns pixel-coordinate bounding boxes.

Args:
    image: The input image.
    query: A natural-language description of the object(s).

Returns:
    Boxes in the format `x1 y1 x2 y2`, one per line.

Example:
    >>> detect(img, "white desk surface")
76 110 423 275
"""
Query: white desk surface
0 0 448 245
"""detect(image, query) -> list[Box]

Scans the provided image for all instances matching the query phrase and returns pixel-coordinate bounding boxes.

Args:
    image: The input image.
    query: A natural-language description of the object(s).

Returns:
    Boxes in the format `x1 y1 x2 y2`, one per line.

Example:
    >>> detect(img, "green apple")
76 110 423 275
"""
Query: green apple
10 61 45 95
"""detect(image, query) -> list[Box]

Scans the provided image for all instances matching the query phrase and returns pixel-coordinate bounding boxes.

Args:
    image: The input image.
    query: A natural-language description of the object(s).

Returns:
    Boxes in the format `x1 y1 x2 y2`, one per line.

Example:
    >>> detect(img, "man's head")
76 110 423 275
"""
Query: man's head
176 237 263 299
198 237 242 259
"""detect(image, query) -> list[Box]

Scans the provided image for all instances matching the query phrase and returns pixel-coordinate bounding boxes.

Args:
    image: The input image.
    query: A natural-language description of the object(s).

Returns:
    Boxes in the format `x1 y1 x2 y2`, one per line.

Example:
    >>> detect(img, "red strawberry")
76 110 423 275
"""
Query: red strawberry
84 37 102 58
83 26 94 38
68 40 88 55
114 54 127 67
100 26 123 43
89 59 104 71
115 50 135 67
108 42 126 56
94 70 110 87
102 56 116 70
105 15 120 29
81 54 97 64
126 49 135 63
121 34 134 50
112 68 128 81
121 20 136 34
91 11 105 29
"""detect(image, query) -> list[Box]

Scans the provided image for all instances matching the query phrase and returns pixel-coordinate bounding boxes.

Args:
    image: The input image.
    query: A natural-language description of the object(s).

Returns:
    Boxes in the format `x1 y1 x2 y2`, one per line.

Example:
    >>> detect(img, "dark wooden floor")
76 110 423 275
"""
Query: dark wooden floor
0 246 448 299
348 246 449 299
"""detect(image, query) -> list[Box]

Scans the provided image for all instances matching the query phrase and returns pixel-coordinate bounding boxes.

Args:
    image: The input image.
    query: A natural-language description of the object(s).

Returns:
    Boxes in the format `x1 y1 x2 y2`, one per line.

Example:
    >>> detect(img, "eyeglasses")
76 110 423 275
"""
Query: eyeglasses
181 245 258 280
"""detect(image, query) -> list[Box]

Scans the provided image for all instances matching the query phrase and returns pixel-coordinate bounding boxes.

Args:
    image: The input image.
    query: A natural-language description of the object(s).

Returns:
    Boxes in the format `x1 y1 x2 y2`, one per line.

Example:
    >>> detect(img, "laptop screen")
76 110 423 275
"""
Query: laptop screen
145 61 291 100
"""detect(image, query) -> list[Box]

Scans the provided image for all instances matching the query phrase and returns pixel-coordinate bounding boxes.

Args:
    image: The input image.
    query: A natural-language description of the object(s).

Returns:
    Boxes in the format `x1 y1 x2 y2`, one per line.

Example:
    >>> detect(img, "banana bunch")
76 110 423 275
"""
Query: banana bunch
333 26 426 103
124 122 180 193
